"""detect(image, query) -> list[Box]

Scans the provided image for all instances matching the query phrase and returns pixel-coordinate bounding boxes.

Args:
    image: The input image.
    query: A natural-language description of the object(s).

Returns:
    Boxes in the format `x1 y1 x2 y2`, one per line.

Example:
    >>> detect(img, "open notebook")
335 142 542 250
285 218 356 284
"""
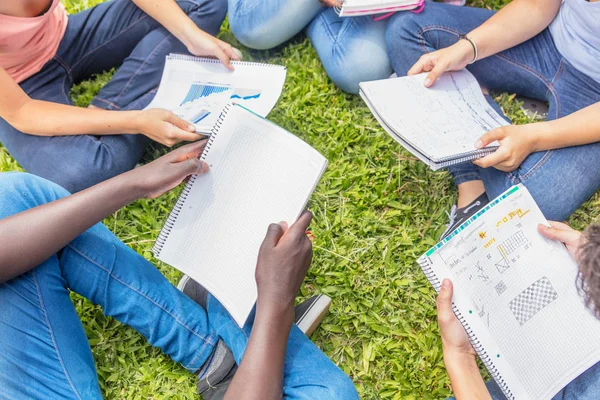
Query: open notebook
146 54 287 134
152 104 328 327
360 70 509 170
335 0 423 16
418 185 600 399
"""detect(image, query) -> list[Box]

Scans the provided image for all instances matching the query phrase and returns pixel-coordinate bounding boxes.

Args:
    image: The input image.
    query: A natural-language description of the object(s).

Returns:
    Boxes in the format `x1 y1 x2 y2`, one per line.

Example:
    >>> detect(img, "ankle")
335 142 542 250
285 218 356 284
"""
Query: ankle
457 181 485 208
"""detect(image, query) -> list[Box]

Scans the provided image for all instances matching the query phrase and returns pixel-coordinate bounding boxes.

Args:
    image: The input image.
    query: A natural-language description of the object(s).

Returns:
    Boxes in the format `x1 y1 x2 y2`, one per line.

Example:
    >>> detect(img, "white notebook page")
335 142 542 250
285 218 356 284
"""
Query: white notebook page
155 105 327 327
360 70 508 161
420 185 600 399
146 55 286 133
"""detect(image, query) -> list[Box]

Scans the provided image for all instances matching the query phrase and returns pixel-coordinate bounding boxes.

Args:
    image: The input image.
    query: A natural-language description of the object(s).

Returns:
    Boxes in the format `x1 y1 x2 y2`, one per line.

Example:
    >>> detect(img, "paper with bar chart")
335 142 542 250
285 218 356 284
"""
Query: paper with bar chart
146 55 287 134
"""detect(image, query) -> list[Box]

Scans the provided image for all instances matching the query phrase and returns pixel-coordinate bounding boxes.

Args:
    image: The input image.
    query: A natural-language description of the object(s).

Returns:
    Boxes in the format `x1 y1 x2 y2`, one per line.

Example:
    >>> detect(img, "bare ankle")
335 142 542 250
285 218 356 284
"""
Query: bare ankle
457 181 485 208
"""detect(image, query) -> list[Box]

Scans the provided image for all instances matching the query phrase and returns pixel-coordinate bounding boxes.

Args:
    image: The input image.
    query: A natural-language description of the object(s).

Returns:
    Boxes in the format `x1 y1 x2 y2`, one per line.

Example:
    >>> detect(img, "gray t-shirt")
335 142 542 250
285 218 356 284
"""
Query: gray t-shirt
549 0 600 83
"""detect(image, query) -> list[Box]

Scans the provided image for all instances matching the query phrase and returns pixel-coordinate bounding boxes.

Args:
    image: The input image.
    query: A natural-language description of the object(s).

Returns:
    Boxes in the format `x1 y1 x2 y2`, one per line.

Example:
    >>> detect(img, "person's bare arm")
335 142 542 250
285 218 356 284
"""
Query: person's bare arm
131 0 240 69
437 279 492 399
224 212 314 400
408 0 562 86
0 67 199 146
473 102 600 171
0 141 208 283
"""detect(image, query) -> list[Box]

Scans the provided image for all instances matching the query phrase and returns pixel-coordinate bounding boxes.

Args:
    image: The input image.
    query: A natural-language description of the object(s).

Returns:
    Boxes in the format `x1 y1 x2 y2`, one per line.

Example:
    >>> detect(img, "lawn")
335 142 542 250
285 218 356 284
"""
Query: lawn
2 1 599 399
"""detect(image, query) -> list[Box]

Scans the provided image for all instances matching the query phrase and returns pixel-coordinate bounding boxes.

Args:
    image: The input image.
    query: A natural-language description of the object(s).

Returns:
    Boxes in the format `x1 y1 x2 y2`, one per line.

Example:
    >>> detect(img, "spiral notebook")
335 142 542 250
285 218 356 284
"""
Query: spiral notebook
359 70 509 170
418 185 600 399
146 54 287 134
152 104 328 327
335 0 422 16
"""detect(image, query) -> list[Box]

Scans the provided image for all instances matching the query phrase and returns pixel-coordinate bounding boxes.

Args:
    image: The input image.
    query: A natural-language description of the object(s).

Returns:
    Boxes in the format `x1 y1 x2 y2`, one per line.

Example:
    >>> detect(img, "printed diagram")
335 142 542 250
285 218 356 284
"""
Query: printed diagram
180 83 263 106
508 276 558 325
181 83 230 105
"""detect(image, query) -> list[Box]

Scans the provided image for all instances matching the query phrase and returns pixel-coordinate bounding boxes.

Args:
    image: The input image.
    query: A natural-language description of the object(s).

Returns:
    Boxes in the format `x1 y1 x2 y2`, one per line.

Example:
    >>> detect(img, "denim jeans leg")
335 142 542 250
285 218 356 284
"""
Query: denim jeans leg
206 296 359 400
0 173 221 398
306 8 392 94
0 173 102 399
228 0 323 50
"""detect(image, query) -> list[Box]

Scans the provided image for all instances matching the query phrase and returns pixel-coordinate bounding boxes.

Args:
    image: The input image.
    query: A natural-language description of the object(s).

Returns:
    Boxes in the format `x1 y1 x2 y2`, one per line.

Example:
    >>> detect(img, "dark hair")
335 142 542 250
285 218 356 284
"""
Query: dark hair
578 224 600 318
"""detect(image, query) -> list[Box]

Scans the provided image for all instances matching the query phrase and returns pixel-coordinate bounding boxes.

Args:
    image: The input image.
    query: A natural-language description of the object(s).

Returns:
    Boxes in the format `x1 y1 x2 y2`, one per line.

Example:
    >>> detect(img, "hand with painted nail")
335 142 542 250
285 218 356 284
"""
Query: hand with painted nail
472 124 540 172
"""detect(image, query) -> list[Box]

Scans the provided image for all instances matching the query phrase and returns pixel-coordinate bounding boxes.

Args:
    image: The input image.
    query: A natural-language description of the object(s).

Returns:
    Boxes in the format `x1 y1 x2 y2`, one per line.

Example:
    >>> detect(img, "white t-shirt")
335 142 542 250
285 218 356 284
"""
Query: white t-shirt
549 0 600 83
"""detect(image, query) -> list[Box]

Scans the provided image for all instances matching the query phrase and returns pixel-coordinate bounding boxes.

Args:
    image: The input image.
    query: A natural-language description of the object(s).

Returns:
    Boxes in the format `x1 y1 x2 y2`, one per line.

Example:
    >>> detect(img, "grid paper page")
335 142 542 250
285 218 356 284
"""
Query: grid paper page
157 106 327 327
420 186 600 399
146 55 286 133
360 70 508 161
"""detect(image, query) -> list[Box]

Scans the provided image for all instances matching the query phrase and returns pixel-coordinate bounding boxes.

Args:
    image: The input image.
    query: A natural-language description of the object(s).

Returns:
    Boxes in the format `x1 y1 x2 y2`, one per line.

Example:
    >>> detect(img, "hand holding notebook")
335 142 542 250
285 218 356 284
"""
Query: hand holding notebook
419 185 600 399
360 70 509 170
153 104 328 327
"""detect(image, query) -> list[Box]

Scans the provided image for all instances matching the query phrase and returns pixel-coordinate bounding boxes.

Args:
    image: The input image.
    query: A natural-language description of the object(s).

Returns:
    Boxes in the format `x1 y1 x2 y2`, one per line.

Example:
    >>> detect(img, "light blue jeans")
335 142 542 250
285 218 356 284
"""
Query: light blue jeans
228 0 393 93
0 173 359 400
386 2 600 222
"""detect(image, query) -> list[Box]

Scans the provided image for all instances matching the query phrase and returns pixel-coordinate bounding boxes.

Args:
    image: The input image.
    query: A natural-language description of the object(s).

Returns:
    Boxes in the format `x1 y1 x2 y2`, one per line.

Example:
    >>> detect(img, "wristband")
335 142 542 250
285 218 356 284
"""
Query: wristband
459 34 478 64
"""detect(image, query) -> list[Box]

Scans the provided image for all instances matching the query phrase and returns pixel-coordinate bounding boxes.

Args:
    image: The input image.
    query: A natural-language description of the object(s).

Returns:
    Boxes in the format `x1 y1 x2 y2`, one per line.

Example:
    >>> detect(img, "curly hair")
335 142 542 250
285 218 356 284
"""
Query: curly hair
578 224 600 319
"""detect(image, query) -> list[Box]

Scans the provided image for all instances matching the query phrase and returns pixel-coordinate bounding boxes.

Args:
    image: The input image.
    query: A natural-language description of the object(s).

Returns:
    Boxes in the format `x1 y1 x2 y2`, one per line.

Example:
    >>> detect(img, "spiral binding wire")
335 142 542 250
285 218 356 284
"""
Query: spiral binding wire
167 54 287 70
152 104 233 258
435 146 498 167
417 256 515 400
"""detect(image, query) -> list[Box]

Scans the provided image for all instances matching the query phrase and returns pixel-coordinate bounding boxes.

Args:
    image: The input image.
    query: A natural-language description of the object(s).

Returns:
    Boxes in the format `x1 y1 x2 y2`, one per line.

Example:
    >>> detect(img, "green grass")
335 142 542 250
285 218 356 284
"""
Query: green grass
3 1 600 398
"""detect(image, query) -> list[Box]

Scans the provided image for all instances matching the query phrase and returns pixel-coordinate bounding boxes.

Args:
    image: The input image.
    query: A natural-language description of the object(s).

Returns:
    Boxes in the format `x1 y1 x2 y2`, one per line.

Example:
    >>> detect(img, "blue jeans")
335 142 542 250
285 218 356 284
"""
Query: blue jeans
0 0 227 194
228 0 392 93
0 173 358 400
386 2 600 221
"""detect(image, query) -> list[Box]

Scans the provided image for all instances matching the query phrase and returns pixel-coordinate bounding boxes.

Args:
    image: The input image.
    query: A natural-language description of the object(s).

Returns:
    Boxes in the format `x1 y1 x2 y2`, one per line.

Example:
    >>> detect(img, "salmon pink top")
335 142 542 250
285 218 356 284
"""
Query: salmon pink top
0 0 68 83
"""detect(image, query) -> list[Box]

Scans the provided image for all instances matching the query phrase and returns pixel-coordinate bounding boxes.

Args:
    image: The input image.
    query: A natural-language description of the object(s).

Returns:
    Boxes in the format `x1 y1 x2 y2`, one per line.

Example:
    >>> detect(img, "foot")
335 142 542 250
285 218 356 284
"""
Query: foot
177 276 236 395
295 294 332 337
441 192 489 240
177 276 332 397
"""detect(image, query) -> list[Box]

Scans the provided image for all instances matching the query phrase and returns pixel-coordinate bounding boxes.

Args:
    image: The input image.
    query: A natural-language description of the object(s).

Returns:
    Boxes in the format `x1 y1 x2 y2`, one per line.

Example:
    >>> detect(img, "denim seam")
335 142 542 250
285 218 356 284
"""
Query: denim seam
70 15 150 72
31 270 83 400
65 244 217 352
518 150 554 182
91 98 122 110
110 34 173 107
315 11 337 46
548 58 567 119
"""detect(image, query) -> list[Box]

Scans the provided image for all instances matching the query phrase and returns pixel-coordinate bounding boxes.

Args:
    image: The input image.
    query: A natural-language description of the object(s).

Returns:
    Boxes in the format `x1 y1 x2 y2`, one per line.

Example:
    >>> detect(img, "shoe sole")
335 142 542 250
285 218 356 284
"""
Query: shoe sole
177 274 191 292
179 275 331 336
296 294 331 337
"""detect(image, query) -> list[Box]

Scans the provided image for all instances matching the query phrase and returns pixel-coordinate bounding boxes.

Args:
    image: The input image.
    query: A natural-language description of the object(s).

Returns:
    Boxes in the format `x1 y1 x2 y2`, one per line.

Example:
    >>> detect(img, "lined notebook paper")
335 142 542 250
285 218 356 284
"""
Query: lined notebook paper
146 54 287 134
153 104 328 327
360 70 509 170
418 185 600 399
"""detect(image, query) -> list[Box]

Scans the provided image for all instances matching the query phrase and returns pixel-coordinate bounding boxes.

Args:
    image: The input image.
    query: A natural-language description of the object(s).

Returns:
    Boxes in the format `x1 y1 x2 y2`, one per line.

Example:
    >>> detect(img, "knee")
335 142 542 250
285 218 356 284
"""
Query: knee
324 47 393 94
317 368 359 400
228 0 285 50
0 173 70 219
229 19 280 50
